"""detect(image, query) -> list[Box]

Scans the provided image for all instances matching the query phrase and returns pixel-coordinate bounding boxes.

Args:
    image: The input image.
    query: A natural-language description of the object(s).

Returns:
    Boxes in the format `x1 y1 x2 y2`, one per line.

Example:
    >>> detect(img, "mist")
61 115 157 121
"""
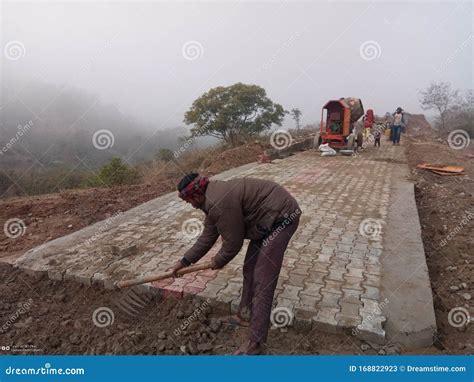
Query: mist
2 1 471 131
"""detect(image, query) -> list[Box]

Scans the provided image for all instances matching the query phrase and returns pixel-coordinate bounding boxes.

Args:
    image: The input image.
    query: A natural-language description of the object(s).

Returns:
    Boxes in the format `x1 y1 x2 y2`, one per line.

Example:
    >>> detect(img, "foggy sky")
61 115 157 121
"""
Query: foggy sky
2 0 473 130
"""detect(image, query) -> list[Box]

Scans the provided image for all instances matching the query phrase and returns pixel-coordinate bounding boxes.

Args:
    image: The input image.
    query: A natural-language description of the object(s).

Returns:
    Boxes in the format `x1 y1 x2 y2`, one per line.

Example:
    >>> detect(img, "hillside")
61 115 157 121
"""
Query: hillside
0 79 192 171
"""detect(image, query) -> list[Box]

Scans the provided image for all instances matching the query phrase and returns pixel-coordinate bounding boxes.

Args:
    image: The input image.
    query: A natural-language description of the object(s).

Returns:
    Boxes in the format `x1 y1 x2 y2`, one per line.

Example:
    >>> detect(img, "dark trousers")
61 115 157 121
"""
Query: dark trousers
392 126 401 143
374 137 380 147
239 217 300 343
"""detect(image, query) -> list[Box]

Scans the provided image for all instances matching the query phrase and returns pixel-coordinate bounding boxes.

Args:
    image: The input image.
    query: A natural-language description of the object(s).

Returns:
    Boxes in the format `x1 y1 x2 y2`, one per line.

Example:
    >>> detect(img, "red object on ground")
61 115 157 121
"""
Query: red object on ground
258 152 271 163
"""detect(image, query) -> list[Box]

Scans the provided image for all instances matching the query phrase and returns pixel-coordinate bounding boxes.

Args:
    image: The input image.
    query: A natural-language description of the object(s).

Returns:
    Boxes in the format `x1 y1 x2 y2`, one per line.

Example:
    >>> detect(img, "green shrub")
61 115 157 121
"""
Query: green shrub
85 157 140 187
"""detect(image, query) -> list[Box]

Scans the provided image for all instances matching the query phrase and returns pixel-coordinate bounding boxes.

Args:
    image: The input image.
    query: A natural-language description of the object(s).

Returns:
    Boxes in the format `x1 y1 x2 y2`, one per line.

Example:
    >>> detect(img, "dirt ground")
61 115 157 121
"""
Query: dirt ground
0 182 176 263
0 263 369 355
404 127 473 355
0 125 472 355
201 142 265 176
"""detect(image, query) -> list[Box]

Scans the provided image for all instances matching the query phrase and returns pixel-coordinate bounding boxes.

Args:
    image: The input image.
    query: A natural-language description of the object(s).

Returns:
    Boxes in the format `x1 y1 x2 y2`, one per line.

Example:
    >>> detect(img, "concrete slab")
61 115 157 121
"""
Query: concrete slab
381 161 437 347
13 139 436 346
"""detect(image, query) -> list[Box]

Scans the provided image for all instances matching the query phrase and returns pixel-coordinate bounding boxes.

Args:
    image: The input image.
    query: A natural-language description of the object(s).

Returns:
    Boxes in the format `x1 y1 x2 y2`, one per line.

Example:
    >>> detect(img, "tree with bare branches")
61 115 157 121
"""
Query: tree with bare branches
419 82 460 131
290 108 302 131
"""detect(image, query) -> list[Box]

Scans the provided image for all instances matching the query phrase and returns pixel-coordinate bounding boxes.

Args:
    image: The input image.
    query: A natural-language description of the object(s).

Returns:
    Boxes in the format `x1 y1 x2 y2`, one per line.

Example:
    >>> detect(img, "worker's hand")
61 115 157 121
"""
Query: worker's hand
169 260 184 277
210 256 224 270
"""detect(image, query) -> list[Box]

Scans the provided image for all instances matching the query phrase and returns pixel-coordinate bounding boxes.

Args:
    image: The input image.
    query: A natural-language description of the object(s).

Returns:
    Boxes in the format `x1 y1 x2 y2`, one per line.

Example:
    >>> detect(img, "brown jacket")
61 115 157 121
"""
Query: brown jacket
183 178 301 268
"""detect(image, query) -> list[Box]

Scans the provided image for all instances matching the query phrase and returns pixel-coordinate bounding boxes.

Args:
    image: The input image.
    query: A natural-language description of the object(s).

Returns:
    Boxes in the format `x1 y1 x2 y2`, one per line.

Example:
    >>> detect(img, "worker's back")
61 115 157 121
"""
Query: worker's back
204 178 300 240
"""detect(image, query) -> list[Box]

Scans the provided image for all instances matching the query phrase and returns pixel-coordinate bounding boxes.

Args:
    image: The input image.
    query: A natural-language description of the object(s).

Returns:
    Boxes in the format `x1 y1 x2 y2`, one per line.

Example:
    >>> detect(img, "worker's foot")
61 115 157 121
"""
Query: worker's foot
232 340 263 355
220 314 250 327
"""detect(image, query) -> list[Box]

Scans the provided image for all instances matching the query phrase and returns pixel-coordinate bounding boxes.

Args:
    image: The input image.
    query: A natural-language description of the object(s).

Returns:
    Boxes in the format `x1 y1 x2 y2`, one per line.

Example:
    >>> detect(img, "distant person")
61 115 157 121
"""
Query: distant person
351 124 362 153
383 122 389 141
392 107 403 145
362 109 374 140
384 114 393 141
373 127 381 147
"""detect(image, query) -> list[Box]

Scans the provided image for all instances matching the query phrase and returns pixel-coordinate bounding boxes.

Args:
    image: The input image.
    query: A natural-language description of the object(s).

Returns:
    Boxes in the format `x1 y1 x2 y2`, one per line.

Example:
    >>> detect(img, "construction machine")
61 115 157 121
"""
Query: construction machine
315 97 365 150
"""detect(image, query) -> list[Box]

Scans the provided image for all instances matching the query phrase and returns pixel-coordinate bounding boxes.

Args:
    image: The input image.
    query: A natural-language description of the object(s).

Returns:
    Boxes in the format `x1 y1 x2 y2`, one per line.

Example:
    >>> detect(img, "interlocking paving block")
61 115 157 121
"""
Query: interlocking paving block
338 301 362 319
279 285 303 301
292 264 311 276
340 288 363 305
315 253 332 263
360 297 383 315
298 293 321 309
13 141 436 344
333 251 351 261
288 273 308 288
343 275 364 291
301 281 324 297
362 285 381 301
313 307 340 333
336 244 353 253
364 273 382 287
345 267 365 279
365 264 382 276
307 270 327 284
310 261 329 273
321 280 344 295
326 269 346 282
320 246 336 255
197 283 225 300
348 258 365 269
329 259 348 271
218 282 242 297
318 291 341 308
336 314 363 330
356 311 386 344
275 297 297 312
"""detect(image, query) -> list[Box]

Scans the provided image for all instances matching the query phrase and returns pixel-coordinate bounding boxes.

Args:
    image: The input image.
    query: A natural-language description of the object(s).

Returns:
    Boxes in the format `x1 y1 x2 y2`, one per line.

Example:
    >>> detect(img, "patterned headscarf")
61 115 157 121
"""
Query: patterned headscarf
178 175 209 200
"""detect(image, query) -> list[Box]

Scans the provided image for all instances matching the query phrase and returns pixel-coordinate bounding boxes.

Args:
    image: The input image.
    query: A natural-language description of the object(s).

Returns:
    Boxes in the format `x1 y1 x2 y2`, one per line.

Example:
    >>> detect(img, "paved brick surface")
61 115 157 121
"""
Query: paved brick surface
15 140 410 342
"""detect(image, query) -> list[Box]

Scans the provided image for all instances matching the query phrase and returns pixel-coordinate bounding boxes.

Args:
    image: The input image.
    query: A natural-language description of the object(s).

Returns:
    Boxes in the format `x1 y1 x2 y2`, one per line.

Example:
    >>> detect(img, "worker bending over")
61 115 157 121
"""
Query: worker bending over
171 173 301 355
